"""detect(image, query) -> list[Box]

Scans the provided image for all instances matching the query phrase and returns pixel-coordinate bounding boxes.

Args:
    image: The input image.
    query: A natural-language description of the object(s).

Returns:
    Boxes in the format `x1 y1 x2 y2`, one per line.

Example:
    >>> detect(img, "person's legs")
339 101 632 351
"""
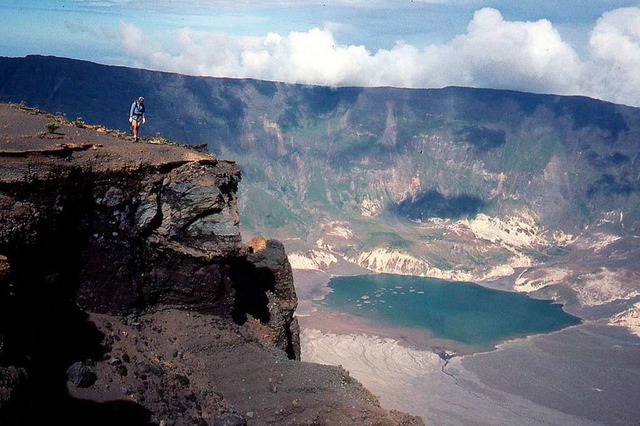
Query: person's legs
132 120 140 141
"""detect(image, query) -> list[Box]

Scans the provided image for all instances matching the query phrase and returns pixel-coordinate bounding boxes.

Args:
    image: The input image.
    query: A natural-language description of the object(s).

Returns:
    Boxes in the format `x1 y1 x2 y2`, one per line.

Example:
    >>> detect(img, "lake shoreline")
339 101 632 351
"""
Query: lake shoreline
294 268 640 425
298 306 486 358
295 269 581 357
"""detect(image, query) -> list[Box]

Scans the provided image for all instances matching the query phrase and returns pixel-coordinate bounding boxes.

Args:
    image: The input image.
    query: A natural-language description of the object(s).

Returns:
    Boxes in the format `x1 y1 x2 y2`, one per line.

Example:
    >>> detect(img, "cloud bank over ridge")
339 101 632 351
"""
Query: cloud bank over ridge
121 7 640 107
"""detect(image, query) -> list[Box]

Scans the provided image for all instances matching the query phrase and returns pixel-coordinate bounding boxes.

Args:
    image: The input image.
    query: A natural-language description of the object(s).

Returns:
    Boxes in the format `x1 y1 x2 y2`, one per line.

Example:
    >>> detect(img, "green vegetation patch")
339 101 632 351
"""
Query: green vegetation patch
365 231 412 250
496 134 562 172
242 187 297 229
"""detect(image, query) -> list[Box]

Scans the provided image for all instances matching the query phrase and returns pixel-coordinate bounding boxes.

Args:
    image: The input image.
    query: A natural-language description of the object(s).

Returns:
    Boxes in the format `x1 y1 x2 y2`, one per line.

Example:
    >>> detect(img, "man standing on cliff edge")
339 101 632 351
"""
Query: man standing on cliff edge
129 96 146 142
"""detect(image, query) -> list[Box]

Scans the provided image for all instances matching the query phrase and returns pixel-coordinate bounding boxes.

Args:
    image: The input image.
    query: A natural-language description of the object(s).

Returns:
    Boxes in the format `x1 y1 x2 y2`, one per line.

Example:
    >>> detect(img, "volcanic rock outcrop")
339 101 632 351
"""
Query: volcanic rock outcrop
0 104 422 425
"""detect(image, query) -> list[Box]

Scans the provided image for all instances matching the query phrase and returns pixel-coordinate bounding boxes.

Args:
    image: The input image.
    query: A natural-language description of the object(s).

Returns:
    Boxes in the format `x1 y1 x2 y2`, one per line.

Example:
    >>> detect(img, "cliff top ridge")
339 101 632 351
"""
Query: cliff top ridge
0 102 232 176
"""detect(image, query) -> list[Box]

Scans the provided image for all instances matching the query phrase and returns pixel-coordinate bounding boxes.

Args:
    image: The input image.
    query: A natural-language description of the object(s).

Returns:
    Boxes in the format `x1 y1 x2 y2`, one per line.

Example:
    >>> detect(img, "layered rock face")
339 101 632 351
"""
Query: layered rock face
0 103 297 338
0 105 420 425
3 158 244 313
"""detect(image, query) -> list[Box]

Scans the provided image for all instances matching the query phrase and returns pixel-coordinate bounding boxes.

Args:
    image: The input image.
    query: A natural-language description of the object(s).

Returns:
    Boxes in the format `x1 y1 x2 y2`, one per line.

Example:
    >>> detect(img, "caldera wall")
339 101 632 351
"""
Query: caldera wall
0 104 301 418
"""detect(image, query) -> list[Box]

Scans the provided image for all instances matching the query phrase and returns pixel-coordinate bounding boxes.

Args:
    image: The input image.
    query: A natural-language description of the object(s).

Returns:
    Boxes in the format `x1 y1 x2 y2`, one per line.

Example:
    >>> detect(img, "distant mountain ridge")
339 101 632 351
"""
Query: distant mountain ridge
0 55 633 149
2 55 640 300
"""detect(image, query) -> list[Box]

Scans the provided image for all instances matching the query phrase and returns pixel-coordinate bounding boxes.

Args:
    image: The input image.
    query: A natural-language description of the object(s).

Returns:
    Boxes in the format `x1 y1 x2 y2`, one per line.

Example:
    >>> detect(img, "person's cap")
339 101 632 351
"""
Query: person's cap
138 96 144 102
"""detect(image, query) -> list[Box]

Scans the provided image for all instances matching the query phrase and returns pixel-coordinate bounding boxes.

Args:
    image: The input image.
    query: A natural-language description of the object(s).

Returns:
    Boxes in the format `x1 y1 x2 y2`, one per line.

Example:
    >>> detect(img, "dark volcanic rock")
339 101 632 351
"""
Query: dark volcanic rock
66 361 97 388
0 366 26 409
80 309 422 426
213 413 247 426
232 239 301 359
0 104 422 426
0 104 249 318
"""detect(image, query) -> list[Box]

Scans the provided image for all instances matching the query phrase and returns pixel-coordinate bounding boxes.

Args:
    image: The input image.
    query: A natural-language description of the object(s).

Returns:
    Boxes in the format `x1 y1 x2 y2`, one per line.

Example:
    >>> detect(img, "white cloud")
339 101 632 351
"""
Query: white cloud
119 7 640 107
434 8 584 93
587 7 640 107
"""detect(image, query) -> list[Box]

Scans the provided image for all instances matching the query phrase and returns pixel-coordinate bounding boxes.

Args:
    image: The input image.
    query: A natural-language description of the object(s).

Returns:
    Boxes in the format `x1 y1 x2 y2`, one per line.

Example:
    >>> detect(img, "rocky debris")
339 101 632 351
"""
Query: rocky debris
0 256 24 411
213 413 247 426
68 309 422 426
0 103 422 425
0 366 26 410
66 361 97 388
0 255 8 286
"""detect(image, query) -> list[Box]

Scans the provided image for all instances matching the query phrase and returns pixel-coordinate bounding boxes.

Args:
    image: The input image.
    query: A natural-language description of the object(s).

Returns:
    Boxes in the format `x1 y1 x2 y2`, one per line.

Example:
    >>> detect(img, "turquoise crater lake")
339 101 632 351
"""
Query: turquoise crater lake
319 274 581 349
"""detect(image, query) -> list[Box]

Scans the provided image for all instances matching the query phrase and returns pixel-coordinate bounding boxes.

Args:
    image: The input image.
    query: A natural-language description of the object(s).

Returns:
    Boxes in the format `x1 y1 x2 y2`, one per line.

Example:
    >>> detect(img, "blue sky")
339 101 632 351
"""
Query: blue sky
1 1 640 106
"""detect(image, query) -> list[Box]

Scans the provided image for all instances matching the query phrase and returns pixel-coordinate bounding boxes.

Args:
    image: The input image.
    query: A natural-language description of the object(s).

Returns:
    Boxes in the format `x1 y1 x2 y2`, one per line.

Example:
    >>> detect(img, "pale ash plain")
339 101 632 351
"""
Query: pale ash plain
297 270 640 425
291 227 640 426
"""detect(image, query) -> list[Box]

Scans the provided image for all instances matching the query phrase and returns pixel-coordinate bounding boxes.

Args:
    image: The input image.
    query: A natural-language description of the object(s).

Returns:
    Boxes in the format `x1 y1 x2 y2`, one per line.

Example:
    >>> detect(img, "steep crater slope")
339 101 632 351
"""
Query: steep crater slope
0 104 422 426
3 55 640 334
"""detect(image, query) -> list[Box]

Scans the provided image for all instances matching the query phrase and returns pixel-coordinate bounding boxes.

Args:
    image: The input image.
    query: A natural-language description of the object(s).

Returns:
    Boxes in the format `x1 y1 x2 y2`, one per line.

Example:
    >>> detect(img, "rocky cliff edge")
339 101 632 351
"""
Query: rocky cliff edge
0 104 422 426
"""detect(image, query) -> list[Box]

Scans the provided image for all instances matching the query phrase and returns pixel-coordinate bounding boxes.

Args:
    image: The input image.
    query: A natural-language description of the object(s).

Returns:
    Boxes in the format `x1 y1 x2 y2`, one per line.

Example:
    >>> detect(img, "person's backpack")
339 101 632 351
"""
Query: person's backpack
129 100 145 118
